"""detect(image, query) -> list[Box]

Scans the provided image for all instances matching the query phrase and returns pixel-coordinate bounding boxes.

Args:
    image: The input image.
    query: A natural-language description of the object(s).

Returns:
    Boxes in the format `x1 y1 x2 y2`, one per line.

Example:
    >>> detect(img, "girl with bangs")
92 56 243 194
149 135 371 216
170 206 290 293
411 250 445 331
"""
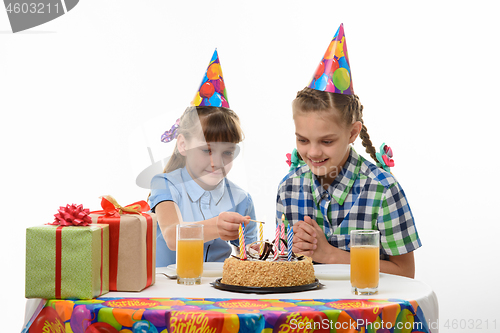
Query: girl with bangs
149 51 257 267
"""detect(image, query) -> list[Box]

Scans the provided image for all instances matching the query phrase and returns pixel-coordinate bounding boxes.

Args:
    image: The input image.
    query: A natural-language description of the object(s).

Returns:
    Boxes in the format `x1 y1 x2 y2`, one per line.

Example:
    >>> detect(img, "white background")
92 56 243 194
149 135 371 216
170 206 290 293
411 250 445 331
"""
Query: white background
2 1 499 332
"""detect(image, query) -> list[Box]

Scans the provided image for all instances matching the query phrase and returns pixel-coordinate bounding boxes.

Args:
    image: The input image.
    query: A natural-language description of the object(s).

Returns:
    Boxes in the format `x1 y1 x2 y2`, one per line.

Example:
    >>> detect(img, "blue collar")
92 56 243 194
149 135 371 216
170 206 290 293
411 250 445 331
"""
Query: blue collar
181 167 226 205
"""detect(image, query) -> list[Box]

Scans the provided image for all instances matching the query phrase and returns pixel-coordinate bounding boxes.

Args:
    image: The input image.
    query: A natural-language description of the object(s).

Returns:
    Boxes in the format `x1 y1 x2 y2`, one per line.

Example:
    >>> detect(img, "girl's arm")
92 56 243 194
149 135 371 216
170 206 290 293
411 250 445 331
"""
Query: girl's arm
382 252 415 278
154 201 250 251
293 216 415 278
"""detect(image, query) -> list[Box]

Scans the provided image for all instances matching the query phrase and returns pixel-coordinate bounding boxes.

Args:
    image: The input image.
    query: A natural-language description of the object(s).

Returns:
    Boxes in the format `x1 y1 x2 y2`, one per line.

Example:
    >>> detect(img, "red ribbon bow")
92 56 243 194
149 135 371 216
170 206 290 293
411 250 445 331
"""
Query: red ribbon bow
49 204 92 226
92 195 150 217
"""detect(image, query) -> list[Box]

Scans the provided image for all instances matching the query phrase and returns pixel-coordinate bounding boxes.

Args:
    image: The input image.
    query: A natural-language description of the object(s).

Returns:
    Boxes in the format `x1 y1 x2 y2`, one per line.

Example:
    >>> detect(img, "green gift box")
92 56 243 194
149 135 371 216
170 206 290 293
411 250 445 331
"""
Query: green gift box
25 224 109 299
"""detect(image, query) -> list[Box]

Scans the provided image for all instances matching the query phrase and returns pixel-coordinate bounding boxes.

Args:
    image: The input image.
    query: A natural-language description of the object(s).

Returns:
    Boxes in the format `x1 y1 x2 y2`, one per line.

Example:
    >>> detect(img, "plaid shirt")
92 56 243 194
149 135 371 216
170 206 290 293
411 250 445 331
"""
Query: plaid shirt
276 148 421 256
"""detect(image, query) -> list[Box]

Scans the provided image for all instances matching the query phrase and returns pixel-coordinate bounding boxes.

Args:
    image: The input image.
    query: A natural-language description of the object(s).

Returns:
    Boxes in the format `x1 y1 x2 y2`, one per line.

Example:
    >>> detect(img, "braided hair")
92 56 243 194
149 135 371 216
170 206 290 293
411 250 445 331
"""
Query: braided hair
292 87 378 163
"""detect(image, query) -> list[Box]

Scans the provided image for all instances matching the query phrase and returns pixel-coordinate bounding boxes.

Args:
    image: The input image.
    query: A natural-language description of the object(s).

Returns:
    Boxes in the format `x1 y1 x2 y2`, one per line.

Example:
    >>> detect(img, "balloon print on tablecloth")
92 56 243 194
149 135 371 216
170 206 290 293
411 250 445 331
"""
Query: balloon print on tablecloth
185 300 215 306
132 320 158 333
31 297 433 333
191 49 230 108
221 313 239 333
273 311 330 333
325 299 382 326
261 311 283 329
237 314 265 333
288 306 316 312
378 301 402 328
29 307 66 333
152 299 185 307
165 309 225 333
70 305 92 333
308 23 354 95
393 308 418 333
172 305 200 311
264 301 297 309
85 322 119 333
45 300 74 323
295 300 326 307
97 308 122 331
112 308 145 327
143 310 167 328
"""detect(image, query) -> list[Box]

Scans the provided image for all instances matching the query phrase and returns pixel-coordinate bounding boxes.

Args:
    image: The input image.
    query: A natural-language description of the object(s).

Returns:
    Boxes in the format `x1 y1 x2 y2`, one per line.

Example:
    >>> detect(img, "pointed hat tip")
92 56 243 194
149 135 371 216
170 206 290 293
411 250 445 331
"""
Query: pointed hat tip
306 23 354 95
191 50 229 108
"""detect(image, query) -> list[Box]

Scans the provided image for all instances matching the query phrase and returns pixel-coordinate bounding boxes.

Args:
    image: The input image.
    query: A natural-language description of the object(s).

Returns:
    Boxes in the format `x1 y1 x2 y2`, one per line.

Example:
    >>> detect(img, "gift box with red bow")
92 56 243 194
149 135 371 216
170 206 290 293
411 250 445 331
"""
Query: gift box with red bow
90 196 157 292
25 204 109 299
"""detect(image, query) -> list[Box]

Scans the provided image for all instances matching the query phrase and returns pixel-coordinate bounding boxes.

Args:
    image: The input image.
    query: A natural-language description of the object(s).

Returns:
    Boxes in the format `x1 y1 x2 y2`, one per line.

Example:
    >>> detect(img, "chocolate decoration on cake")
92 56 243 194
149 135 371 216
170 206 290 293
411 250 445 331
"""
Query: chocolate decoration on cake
234 239 304 262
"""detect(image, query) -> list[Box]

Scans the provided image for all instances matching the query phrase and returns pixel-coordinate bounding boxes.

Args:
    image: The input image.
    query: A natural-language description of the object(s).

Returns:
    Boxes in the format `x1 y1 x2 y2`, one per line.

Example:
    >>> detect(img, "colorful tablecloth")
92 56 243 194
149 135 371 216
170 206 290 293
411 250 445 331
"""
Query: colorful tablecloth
27 297 432 333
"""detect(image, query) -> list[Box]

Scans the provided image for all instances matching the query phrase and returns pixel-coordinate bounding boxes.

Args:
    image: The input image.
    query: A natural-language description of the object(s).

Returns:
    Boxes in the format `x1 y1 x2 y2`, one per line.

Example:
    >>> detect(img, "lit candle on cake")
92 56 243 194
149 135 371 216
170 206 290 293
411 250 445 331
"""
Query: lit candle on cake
285 214 293 261
258 221 264 256
239 223 247 260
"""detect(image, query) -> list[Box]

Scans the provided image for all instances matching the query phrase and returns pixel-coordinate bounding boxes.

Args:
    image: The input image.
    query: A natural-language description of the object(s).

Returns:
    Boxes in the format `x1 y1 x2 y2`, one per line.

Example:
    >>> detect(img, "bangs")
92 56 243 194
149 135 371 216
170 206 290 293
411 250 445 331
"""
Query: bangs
201 108 242 143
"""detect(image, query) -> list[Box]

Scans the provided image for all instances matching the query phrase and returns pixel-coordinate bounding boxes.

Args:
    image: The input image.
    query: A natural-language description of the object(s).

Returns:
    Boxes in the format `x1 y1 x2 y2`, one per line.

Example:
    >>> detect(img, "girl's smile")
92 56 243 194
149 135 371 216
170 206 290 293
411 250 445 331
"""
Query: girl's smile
294 110 361 187
309 157 329 166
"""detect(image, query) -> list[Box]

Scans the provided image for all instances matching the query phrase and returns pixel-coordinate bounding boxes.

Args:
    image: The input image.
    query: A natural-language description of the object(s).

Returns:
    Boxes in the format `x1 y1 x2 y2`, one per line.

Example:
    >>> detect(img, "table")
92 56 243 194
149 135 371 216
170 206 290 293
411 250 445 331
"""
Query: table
23 268 439 333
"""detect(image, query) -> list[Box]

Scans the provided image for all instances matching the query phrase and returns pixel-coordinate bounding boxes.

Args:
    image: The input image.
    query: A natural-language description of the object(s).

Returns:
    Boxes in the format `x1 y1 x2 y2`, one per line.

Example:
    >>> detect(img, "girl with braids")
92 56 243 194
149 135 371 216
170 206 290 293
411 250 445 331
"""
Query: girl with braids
276 25 421 278
149 51 256 267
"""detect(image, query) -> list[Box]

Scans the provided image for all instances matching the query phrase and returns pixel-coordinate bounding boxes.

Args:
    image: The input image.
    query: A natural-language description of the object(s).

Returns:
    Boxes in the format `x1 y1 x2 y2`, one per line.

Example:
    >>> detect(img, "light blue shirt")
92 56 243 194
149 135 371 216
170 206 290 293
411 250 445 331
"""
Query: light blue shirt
149 167 257 267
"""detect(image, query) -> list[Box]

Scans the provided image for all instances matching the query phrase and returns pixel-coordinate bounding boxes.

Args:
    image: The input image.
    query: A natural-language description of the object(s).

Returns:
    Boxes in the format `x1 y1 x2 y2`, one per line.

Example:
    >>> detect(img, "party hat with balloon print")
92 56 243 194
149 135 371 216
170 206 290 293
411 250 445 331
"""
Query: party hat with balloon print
308 23 354 95
191 49 230 108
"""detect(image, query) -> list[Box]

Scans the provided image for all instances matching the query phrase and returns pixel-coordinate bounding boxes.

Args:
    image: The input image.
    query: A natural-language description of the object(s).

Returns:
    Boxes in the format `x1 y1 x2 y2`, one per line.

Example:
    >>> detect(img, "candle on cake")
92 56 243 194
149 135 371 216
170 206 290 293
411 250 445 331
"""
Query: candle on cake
285 214 293 261
239 223 247 260
258 221 264 256
280 222 285 255
274 220 280 261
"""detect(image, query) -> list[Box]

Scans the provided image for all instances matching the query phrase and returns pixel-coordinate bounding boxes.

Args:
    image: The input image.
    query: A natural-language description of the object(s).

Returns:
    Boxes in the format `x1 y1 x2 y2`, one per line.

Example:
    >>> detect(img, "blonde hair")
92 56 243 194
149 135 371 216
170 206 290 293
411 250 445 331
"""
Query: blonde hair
163 105 244 174
292 87 378 162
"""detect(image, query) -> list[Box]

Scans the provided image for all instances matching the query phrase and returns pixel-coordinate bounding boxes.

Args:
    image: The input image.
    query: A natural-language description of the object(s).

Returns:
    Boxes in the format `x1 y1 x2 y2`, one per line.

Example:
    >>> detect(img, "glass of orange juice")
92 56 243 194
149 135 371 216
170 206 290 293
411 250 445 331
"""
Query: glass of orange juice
350 229 380 295
176 224 204 285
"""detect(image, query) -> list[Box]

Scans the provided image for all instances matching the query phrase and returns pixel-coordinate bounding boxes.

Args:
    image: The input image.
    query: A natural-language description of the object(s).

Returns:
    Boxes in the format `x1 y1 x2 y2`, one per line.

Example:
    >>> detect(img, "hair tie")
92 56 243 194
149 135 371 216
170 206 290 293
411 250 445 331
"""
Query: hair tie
286 149 304 171
160 118 180 143
375 143 394 172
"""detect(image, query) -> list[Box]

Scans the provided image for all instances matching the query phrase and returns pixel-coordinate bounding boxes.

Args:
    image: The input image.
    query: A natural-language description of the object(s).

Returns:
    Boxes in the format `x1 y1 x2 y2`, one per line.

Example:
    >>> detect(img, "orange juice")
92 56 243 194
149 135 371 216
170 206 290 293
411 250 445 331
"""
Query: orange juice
176 239 204 278
350 245 379 289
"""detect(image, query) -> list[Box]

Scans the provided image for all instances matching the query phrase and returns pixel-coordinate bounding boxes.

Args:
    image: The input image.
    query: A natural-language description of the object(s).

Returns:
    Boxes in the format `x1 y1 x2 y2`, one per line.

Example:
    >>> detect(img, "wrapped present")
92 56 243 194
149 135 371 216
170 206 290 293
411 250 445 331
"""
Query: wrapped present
25 204 109 299
90 196 156 292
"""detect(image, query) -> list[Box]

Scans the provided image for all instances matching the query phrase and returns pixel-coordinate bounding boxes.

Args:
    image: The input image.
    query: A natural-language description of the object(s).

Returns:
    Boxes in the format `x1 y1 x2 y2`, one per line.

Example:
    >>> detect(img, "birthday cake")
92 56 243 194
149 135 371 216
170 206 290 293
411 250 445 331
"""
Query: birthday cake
221 255 315 288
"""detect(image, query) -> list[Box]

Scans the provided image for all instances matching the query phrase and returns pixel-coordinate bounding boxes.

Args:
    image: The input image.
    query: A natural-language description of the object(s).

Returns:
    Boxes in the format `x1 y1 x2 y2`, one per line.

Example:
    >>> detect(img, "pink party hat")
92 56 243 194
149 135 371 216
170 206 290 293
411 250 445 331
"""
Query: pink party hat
307 23 354 95
191 49 230 108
